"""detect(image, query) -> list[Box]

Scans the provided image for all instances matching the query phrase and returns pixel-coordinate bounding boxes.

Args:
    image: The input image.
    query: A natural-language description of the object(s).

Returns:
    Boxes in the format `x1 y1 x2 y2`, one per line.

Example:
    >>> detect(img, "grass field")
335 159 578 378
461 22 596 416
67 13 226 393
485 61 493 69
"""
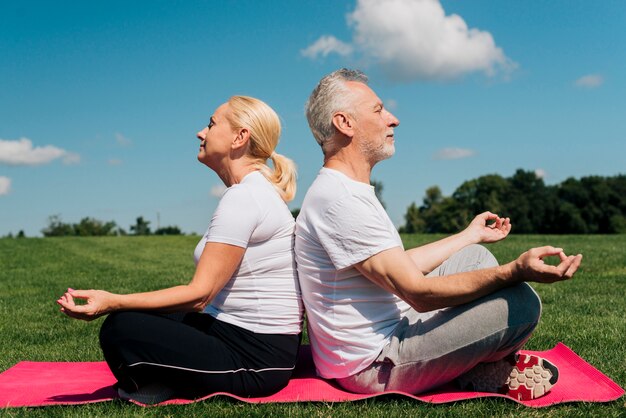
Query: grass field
0 235 624 417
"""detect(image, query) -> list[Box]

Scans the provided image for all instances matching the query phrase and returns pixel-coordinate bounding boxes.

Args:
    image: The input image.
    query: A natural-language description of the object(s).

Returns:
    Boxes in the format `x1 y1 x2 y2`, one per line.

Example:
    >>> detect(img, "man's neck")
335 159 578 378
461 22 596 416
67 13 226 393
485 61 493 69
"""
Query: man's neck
324 154 372 184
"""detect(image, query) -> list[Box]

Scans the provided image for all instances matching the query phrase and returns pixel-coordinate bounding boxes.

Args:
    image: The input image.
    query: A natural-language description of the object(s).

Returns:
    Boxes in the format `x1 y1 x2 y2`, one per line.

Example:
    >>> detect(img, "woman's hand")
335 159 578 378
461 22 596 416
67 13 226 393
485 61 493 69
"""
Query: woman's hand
464 211 511 244
56 288 116 321
56 244 246 319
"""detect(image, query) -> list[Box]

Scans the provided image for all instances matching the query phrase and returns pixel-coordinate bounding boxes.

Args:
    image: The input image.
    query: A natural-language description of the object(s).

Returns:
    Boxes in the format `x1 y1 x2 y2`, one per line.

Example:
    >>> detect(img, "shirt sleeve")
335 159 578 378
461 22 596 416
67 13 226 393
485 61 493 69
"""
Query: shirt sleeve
206 185 260 248
316 194 401 270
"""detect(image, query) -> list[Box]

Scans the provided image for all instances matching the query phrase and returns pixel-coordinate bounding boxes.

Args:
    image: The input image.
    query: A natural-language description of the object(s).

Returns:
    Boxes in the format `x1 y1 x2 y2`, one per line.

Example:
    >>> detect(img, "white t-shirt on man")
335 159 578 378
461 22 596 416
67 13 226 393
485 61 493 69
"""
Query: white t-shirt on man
295 168 411 378
194 171 302 335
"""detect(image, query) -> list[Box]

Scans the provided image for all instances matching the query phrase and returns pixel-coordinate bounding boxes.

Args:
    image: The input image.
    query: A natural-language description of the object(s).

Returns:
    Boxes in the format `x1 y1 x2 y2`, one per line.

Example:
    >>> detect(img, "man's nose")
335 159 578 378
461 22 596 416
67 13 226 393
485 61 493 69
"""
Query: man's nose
386 111 399 127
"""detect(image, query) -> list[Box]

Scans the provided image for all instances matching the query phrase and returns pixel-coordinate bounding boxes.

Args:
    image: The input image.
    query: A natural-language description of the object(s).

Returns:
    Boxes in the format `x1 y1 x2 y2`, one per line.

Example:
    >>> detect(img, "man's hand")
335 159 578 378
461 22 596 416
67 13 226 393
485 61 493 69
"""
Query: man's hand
463 211 511 244
56 288 116 321
513 246 582 284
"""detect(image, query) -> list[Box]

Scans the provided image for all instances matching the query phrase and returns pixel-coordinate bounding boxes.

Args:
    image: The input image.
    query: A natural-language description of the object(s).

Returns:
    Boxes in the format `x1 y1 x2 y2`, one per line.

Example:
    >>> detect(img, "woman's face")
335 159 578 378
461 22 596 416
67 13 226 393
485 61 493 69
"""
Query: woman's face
196 102 237 168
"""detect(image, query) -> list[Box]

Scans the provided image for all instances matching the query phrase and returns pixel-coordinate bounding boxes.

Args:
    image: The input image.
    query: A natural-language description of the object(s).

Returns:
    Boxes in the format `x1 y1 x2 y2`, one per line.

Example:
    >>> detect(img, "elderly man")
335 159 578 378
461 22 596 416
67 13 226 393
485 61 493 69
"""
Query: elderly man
295 68 582 400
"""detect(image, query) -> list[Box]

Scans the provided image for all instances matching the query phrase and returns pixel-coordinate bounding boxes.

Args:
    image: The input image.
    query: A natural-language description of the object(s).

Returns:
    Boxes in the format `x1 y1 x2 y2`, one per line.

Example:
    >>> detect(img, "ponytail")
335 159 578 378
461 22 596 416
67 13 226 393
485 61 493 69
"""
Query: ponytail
227 95 297 202
267 152 297 202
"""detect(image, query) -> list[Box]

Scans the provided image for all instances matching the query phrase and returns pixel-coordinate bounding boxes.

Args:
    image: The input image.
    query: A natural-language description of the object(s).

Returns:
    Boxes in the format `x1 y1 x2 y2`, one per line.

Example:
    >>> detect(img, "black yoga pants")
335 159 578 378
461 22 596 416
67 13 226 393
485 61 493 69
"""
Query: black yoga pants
99 311 300 399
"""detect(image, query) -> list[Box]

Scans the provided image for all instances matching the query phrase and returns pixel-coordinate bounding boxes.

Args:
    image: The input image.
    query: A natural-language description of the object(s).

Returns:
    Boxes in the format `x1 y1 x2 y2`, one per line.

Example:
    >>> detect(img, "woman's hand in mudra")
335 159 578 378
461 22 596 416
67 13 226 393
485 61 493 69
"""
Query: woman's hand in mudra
57 288 115 321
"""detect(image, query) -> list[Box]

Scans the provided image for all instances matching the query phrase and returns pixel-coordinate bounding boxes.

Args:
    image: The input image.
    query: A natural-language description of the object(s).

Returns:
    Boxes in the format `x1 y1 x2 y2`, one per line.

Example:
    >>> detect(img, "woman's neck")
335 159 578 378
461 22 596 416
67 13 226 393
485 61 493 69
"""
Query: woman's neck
216 158 258 187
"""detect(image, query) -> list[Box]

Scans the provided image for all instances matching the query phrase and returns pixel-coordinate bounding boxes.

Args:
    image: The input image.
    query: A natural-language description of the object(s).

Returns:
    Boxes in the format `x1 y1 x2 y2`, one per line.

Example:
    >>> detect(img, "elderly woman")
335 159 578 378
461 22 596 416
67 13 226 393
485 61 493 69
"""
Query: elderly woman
57 96 302 404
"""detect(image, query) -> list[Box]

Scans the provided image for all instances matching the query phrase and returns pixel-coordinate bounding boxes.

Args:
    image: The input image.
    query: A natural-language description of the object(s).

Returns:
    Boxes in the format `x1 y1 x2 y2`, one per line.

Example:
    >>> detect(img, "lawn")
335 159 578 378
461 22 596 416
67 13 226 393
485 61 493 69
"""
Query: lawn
0 235 624 417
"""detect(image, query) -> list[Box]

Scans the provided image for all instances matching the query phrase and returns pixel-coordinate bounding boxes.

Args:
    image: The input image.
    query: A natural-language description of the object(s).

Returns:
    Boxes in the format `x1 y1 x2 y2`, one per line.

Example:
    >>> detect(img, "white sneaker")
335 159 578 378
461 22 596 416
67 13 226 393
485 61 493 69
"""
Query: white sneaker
457 353 559 401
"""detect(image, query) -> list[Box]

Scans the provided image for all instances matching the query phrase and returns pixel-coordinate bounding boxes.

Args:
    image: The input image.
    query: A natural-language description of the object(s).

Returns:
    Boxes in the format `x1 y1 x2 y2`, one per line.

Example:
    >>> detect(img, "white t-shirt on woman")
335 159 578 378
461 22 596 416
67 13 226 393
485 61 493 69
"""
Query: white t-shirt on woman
194 171 302 335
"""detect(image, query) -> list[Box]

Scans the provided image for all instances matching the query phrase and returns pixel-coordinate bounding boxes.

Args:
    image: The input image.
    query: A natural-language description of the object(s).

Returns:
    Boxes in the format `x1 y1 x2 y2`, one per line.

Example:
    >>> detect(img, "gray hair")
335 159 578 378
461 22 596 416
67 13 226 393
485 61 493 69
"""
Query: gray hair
305 68 368 151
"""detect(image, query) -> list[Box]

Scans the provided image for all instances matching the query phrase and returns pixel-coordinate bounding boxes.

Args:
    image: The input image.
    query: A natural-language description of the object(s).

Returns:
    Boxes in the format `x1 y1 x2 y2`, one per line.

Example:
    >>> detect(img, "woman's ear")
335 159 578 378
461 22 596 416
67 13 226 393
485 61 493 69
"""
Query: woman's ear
332 112 354 138
232 128 250 150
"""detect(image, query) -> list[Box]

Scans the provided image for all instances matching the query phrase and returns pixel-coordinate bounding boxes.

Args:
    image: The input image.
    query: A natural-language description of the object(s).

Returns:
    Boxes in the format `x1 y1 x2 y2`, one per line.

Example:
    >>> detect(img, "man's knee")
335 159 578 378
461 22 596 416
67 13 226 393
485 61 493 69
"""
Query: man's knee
508 283 542 328
456 244 499 270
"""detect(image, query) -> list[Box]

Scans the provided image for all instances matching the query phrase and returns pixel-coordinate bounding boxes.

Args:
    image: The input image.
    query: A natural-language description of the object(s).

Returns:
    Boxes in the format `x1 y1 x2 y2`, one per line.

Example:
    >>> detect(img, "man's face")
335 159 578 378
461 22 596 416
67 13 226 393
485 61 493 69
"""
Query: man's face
345 81 400 163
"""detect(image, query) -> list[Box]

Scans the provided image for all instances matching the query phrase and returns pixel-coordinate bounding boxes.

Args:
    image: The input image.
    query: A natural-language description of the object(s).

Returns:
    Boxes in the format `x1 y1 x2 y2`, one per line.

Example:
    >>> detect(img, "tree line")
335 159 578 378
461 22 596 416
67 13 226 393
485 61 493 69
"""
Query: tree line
400 170 626 234
39 215 183 237
5 171 624 238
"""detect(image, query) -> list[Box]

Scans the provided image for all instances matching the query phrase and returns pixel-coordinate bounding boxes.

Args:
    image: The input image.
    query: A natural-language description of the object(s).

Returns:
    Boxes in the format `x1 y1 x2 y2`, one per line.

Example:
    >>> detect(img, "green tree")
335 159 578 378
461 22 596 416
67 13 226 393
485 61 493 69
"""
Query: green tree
452 174 509 216
154 226 183 235
400 202 425 233
425 196 467 233
130 216 152 235
73 217 118 236
502 170 550 233
42 215 74 237
400 171 626 234
423 186 443 209
609 214 626 233
553 201 587 233
401 186 467 234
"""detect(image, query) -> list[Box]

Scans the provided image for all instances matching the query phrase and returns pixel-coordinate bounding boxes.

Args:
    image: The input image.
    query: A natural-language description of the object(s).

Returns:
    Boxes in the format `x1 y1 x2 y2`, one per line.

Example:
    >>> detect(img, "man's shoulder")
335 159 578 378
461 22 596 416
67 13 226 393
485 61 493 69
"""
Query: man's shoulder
307 168 347 199
303 168 374 208
298 170 387 239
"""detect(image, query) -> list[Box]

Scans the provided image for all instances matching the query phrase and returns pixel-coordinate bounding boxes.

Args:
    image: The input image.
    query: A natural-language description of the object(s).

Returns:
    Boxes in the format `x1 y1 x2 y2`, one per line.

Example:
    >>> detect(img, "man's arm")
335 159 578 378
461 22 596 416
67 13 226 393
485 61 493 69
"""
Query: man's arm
356 246 582 313
406 212 511 274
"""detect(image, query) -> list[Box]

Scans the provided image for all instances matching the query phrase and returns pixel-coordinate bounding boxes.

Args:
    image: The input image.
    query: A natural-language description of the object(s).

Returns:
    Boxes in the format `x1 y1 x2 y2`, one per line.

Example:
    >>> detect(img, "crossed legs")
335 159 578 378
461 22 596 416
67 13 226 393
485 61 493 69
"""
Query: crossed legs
338 244 542 394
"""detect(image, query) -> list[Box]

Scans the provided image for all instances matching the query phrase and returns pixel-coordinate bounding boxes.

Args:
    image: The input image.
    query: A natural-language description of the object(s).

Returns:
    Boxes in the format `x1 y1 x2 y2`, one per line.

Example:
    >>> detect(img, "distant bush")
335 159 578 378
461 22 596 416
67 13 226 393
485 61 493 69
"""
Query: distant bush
40 215 184 237
154 226 183 235
42 215 122 237
129 216 151 236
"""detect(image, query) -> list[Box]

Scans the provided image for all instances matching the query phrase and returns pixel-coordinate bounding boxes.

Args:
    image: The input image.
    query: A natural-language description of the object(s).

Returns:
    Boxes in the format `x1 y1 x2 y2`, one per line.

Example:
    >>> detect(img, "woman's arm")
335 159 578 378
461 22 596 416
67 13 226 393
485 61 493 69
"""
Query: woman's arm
405 212 511 274
57 242 245 321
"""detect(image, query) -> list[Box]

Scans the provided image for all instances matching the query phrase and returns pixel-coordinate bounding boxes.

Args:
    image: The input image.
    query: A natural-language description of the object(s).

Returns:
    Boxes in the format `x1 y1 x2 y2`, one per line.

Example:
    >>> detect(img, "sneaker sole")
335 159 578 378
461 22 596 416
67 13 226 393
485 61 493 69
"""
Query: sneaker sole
505 354 559 401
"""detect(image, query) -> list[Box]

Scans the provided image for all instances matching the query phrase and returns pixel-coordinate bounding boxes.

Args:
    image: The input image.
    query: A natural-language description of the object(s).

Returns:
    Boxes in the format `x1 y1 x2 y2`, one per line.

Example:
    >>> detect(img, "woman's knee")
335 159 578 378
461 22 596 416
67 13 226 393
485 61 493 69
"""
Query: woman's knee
99 311 141 348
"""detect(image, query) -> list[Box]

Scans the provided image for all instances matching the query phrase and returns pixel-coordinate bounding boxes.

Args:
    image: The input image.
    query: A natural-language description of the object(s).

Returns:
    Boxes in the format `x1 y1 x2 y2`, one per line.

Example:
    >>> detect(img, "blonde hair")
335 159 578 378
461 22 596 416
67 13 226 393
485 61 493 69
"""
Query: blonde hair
226 96 297 202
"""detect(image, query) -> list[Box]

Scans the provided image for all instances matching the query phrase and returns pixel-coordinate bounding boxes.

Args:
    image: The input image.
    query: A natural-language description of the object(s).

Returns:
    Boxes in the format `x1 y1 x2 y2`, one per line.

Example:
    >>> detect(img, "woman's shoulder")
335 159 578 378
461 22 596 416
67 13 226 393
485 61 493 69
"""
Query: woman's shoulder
219 172 290 219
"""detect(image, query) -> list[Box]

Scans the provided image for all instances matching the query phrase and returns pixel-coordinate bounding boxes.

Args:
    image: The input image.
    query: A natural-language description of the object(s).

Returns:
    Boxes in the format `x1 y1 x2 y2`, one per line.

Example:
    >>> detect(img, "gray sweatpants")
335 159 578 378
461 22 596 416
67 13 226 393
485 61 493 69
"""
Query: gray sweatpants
337 244 542 394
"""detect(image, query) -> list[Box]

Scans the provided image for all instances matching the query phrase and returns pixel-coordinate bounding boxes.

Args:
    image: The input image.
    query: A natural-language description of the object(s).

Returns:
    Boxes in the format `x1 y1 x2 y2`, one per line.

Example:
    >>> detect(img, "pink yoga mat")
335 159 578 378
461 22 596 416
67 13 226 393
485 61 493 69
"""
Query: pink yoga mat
0 343 622 408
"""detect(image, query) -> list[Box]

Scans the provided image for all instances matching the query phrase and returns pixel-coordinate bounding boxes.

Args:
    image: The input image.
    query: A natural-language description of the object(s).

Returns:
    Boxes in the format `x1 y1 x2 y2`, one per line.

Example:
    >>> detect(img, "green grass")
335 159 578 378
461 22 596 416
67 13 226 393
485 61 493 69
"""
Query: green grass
0 235 624 417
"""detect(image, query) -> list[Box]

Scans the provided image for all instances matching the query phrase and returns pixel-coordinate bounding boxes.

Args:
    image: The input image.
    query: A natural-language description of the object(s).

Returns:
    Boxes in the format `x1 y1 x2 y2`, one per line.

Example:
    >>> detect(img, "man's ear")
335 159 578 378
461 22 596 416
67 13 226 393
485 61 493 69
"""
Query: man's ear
232 128 250 150
332 112 354 138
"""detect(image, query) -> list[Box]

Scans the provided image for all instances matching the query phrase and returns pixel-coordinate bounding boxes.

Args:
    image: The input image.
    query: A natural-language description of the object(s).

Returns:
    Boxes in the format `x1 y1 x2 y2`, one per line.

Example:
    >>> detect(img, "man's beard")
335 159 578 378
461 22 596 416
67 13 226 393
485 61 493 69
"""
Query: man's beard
360 138 395 163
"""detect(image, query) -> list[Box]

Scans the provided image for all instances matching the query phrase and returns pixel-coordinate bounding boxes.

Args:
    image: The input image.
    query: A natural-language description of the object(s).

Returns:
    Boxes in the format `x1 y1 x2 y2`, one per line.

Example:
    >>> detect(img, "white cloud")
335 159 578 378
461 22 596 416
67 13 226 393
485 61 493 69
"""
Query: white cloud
302 0 515 82
108 158 123 166
0 137 80 166
210 184 227 198
0 176 10 195
574 74 604 88
115 133 133 147
433 147 476 160
301 35 353 59
62 152 81 165
534 168 547 179
385 98 398 111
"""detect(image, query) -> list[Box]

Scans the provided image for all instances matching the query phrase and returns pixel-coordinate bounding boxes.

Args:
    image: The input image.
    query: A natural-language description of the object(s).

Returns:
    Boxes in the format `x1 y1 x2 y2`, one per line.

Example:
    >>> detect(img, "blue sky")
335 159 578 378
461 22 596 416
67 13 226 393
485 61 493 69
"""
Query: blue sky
2 0 625 237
